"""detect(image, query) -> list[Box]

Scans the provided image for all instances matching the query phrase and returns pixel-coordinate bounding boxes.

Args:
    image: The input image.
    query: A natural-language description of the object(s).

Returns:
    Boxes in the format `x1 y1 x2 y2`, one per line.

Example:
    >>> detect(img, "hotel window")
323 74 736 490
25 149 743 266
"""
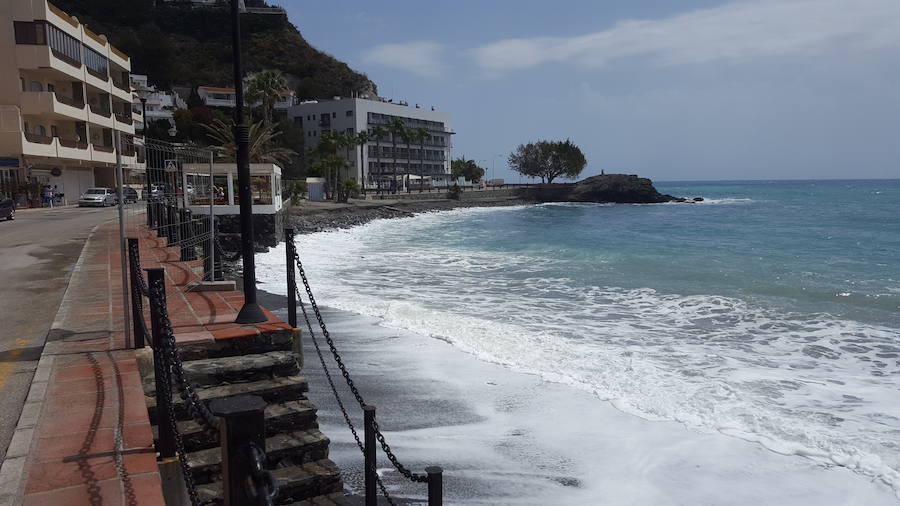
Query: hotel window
14 21 46 45
346 110 353 117
83 45 109 78
332 112 336 119
346 128 353 134
47 24 82 65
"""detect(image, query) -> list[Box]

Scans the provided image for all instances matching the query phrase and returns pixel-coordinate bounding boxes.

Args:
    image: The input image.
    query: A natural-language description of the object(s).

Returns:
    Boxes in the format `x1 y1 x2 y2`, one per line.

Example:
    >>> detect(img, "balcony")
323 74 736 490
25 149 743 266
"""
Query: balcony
93 144 114 153
20 91 87 121
15 44 83 81
25 132 53 144
114 113 133 126
58 138 88 149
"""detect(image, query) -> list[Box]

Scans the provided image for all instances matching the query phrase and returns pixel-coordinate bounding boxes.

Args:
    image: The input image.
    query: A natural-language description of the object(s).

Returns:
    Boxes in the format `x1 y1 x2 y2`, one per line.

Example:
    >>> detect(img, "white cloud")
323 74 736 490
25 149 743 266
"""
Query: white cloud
471 0 900 72
360 41 446 77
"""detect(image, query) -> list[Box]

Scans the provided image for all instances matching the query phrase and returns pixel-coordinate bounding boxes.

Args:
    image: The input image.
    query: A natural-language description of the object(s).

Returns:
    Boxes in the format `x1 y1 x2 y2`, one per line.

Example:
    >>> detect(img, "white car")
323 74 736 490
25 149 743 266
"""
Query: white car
78 187 115 207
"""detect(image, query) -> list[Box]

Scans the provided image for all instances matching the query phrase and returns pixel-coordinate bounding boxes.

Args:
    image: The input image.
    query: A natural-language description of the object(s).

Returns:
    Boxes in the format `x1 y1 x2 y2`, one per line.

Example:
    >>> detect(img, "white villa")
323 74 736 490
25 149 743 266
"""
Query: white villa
131 73 186 130
197 85 295 113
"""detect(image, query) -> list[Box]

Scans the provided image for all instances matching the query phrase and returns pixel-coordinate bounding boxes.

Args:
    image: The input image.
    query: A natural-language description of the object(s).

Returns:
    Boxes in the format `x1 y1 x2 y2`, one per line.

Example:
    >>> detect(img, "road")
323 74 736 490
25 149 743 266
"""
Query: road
0 205 120 461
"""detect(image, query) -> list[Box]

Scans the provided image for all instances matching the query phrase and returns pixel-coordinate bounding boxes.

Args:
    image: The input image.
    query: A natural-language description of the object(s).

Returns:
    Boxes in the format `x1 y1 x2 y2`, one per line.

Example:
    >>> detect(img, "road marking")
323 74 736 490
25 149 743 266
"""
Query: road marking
0 338 30 390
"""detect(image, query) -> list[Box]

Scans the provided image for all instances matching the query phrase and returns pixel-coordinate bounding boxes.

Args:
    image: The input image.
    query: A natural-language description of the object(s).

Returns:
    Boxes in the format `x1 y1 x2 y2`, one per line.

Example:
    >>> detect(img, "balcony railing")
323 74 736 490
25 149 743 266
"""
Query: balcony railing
58 138 88 149
112 79 130 93
93 144 114 153
87 67 109 81
24 132 53 144
51 49 82 69
55 93 85 109
115 113 133 125
89 104 112 118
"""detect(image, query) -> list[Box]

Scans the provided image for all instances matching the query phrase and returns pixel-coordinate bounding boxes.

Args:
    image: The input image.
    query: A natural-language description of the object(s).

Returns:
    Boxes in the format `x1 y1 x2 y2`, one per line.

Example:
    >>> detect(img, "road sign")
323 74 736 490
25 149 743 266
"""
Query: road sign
164 159 179 173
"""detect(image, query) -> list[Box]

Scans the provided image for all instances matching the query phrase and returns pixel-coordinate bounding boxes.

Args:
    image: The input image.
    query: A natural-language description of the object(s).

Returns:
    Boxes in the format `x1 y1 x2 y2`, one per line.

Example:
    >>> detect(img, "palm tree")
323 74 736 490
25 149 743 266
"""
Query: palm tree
370 126 387 194
311 130 344 200
202 118 296 166
414 127 430 192
387 119 405 194
400 128 416 193
245 71 287 127
354 130 370 195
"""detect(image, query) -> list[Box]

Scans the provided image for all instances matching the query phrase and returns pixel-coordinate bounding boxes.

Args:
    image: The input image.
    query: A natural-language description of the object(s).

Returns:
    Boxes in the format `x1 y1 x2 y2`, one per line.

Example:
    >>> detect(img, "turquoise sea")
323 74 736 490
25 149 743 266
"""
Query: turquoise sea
260 179 900 494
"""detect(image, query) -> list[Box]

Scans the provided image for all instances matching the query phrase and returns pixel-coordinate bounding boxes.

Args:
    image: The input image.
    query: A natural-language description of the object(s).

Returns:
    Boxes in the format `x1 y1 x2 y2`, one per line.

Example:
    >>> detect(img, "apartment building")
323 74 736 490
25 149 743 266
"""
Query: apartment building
131 73 186 130
287 97 453 189
0 0 140 203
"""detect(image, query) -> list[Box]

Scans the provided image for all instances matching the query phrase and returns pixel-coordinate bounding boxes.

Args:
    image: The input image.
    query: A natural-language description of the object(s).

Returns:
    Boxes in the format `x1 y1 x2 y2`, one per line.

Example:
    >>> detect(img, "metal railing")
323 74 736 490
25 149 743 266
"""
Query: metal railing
285 228 443 505
127 237 277 505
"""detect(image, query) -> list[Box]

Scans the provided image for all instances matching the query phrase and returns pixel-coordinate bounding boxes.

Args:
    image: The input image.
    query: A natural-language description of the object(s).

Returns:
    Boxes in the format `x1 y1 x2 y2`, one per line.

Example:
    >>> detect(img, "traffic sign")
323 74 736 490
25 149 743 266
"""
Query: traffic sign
164 159 179 173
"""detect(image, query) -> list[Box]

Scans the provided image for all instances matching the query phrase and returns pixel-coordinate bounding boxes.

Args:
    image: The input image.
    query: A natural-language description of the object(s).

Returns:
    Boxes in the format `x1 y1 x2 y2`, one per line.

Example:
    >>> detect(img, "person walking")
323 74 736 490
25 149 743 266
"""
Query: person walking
42 185 53 208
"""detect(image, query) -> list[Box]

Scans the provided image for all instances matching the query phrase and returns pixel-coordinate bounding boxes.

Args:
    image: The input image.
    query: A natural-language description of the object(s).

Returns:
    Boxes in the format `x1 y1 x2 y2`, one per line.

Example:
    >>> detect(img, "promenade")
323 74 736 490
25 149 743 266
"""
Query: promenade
0 214 292 505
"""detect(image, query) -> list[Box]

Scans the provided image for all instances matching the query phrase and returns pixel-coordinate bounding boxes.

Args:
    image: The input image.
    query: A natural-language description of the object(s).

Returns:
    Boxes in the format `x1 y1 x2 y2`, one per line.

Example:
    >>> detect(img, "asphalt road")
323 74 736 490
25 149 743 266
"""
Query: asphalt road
0 205 120 461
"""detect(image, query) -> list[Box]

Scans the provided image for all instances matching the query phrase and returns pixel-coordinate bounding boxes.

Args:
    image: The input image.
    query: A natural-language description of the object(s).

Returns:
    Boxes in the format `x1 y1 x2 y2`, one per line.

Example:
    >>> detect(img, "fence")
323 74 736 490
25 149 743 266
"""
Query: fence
285 227 444 506
127 237 276 506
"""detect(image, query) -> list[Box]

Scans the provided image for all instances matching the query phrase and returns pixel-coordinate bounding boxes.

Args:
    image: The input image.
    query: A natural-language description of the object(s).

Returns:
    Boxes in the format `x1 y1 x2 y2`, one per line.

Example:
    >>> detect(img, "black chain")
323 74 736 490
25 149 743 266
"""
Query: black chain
151 280 222 435
128 246 149 296
292 251 427 483
246 443 278 506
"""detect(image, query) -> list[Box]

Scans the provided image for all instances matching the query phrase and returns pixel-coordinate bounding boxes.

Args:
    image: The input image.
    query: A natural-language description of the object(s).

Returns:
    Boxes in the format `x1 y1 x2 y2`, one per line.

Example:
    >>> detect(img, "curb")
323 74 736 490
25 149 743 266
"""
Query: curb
0 221 101 505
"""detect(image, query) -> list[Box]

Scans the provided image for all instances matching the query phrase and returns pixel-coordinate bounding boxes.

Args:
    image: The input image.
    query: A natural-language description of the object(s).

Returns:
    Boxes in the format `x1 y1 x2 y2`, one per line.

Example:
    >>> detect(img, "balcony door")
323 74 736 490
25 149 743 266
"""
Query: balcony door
71 82 84 106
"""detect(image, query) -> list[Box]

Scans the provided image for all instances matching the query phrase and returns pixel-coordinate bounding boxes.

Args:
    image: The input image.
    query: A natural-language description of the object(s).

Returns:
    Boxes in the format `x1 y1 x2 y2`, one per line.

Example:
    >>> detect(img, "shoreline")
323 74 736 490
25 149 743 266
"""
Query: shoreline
286 196 534 234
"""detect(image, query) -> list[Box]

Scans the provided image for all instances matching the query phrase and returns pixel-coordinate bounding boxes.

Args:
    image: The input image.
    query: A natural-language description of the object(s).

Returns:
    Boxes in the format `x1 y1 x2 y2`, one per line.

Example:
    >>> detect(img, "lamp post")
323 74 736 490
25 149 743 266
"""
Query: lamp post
231 0 265 323
134 85 152 138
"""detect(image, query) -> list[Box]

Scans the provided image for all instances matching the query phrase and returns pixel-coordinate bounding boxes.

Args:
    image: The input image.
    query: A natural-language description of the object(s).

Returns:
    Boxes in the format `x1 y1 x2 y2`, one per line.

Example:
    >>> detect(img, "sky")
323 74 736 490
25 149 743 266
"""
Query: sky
276 0 900 181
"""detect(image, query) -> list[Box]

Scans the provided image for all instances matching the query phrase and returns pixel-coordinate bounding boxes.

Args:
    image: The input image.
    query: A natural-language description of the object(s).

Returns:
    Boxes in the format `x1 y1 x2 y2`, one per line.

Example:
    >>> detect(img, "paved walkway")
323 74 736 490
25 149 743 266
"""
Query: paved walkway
0 214 290 505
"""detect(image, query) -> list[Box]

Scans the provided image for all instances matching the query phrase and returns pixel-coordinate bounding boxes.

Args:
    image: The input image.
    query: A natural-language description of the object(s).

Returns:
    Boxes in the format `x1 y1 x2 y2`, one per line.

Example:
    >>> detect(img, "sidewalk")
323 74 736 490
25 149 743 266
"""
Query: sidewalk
0 216 290 505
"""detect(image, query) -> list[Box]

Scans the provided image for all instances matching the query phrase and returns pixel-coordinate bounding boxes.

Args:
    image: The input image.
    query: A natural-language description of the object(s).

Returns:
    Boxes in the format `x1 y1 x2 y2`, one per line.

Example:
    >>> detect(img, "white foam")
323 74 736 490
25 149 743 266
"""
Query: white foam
257 207 900 496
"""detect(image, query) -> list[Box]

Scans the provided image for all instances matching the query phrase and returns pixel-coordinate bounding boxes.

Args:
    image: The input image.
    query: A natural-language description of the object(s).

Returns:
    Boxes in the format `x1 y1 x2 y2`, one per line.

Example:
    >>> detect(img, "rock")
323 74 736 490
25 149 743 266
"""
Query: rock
517 174 687 204
693 197 704 202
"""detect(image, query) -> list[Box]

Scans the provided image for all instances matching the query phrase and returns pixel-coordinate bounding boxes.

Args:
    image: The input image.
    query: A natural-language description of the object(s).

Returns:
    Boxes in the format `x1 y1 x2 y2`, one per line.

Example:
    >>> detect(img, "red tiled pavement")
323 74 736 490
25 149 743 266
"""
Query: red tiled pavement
14 216 291 504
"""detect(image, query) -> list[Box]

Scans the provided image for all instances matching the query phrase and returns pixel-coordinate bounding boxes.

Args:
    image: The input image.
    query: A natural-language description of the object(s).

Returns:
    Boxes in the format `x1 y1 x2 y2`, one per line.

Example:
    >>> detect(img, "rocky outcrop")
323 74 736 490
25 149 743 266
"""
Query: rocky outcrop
517 174 687 204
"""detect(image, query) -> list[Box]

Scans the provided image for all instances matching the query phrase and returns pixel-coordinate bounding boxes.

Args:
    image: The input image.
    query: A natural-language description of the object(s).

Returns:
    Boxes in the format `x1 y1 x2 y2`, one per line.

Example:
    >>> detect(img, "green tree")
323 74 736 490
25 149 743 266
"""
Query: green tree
387 119 405 193
451 158 486 183
400 128 416 193
245 70 287 127
413 127 430 192
201 118 296 166
508 140 586 184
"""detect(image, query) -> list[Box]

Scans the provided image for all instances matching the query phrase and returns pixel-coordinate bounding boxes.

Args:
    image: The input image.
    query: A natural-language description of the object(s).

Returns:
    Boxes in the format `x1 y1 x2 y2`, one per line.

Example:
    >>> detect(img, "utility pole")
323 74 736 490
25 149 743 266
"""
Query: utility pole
231 0 265 323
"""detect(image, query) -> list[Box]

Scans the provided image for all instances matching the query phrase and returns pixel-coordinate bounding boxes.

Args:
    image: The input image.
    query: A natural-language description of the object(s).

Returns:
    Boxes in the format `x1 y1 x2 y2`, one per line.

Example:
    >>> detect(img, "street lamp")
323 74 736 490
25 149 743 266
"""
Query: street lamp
231 0 265 323
134 85 152 138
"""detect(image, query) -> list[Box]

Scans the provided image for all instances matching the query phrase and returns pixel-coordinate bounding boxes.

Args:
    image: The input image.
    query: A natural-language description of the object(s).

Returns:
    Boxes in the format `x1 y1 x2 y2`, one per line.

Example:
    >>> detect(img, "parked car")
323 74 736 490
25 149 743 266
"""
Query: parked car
148 183 174 201
115 187 139 204
0 196 14 220
78 188 115 207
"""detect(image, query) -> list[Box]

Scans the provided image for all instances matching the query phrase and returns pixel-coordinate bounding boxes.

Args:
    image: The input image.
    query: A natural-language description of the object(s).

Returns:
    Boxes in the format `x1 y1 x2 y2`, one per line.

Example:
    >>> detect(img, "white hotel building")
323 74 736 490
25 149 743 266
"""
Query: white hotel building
287 97 453 189
0 0 140 203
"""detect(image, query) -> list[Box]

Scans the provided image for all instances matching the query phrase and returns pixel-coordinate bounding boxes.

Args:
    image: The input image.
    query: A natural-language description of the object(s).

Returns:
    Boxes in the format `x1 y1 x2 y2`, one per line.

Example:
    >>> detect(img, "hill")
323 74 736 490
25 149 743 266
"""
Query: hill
49 0 378 98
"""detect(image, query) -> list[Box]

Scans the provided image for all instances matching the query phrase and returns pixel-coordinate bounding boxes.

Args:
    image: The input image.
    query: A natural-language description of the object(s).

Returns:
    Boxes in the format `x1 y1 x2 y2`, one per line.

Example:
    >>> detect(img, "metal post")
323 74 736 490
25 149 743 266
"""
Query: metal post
180 208 196 261
427 466 443 506
231 0 266 324
285 228 297 328
203 215 215 281
364 405 376 506
169 203 179 245
127 238 145 349
208 151 215 280
209 395 268 506
146 267 175 458
115 131 132 348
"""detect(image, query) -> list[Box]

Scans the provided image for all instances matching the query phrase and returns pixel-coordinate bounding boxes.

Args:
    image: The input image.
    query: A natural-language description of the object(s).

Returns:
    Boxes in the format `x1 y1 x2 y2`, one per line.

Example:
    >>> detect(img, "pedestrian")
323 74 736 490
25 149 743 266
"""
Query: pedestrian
42 185 53 208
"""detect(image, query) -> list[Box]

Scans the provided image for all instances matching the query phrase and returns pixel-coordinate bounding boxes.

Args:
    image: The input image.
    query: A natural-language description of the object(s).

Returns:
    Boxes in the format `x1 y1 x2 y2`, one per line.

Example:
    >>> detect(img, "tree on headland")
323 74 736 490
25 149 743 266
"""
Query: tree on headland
508 140 586 184
202 118 296 166
245 71 287 127
387 119 406 193
451 158 486 183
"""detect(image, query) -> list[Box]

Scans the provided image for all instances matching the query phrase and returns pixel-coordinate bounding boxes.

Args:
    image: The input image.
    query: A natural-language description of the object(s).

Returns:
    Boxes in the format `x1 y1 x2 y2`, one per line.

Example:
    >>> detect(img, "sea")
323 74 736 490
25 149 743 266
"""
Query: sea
258 179 900 504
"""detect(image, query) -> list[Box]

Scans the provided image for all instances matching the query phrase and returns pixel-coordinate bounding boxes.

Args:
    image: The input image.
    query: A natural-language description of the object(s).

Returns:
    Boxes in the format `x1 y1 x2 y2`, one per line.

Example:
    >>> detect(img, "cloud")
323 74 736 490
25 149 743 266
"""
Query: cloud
360 41 446 77
471 0 900 72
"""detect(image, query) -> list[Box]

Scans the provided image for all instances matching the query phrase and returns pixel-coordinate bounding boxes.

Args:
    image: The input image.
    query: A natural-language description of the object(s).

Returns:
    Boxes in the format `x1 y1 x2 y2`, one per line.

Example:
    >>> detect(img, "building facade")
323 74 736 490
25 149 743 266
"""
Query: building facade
287 97 453 190
0 0 140 204
131 73 186 130
197 85 295 113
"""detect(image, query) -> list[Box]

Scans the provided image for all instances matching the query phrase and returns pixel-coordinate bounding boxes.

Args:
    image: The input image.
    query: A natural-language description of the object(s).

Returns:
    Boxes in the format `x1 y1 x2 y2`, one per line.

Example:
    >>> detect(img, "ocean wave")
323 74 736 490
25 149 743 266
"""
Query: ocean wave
257 207 900 494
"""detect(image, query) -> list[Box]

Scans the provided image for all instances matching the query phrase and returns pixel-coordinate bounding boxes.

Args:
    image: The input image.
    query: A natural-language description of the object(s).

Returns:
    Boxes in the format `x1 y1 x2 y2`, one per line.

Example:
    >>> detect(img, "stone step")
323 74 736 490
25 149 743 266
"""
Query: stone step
147 375 309 422
188 428 332 485
177 329 295 361
196 459 344 505
153 399 320 452
143 351 300 392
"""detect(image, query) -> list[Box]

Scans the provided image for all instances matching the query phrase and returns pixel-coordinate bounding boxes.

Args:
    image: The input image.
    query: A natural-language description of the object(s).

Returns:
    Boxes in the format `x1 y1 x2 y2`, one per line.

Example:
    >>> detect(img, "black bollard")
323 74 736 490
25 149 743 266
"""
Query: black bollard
146 267 175 458
209 395 269 506
427 466 443 506
180 209 196 261
285 227 297 328
364 405 376 506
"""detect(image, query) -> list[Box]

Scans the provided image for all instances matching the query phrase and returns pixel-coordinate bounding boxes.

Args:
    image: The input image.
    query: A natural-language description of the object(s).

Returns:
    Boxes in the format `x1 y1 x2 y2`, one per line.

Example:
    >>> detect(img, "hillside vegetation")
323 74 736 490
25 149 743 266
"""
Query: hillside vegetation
50 0 377 98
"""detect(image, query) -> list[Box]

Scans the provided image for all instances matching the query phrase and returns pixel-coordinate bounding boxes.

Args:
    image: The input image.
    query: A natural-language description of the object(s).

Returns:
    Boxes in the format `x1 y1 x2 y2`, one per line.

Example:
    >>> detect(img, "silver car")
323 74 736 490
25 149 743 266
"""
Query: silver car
78 187 115 207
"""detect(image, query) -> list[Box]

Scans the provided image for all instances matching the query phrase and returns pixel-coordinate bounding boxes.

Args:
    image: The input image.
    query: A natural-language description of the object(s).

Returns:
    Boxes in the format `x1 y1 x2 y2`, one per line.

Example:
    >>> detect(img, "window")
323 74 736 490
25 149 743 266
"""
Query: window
332 112 336 119
293 116 302 125
13 21 46 45
47 23 82 65
312 114 316 120
346 128 353 134
346 110 353 117
83 45 108 78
